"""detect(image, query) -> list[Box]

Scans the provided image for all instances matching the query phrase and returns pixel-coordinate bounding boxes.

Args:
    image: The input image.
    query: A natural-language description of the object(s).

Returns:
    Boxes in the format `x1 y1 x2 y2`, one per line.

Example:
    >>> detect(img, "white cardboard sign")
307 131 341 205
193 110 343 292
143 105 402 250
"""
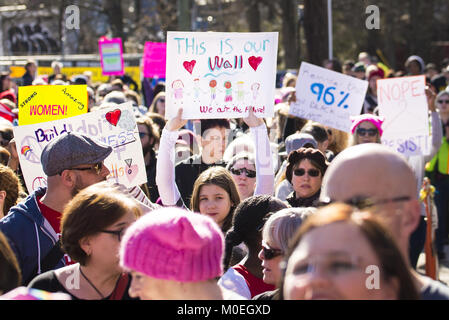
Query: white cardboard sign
165 31 278 120
13 102 147 193
377 75 430 156
290 62 368 132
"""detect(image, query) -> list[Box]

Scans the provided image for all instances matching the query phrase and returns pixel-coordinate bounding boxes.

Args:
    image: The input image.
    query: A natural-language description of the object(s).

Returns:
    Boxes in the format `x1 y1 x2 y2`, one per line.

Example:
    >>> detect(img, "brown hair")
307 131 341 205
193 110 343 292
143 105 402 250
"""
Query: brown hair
0 164 23 215
279 203 420 300
285 147 328 183
148 91 166 115
190 166 240 233
0 231 21 293
136 115 160 148
0 146 10 166
61 182 143 265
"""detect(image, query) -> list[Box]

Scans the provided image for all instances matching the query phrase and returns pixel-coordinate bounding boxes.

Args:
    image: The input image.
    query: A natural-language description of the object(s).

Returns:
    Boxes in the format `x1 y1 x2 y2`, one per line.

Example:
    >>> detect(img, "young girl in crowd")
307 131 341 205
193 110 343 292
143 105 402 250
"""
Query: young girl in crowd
28 182 142 300
279 203 419 300
156 108 274 234
119 207 245 300
218 194 287 299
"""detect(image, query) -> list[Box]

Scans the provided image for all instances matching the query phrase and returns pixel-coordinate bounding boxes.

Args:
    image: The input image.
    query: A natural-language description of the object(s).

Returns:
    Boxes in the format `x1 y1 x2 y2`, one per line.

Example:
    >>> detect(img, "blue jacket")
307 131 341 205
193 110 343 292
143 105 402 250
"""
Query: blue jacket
0 187 65 284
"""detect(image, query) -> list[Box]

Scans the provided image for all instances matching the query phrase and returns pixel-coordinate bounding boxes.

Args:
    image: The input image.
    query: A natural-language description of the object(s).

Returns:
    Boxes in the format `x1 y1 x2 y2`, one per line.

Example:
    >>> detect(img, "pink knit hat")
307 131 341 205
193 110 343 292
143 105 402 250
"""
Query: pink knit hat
350 114 385 137
119 207 224 282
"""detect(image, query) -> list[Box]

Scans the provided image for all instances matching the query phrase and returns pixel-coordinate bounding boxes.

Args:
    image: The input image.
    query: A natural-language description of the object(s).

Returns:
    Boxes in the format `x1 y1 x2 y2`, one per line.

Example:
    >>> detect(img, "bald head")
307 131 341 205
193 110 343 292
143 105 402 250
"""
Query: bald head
321 143 417 202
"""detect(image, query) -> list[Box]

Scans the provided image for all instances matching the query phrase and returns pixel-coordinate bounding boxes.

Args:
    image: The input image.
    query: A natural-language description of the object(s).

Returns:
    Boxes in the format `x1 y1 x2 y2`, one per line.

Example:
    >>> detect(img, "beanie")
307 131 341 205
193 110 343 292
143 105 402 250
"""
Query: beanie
119 207 224 282
350 114 385 137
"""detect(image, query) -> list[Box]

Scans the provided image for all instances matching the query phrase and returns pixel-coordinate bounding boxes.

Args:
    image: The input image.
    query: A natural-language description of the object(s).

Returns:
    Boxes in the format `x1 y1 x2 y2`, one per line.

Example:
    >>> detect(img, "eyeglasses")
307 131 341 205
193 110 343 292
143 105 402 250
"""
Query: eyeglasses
318 195 411 209
356 128 378 137
292 253 363 277
293 168 320 177
230 167 256 178
65 162 104 175
438 100 449 104
158 99 165 103
262 241 283 260
101 228 125 242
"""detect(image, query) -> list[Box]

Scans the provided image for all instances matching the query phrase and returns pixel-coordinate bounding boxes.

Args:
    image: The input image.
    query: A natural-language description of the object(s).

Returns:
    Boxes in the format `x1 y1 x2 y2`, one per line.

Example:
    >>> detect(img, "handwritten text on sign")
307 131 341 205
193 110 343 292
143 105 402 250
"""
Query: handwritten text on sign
18 85 88 125
289 62 368 132
165 32 278 120
377 75 429 156
13 102 147 193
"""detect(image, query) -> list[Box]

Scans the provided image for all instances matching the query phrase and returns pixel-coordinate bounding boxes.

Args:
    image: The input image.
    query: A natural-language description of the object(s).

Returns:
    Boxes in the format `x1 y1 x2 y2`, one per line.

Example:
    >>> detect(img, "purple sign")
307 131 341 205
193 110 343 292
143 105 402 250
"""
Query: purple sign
143 41 166 78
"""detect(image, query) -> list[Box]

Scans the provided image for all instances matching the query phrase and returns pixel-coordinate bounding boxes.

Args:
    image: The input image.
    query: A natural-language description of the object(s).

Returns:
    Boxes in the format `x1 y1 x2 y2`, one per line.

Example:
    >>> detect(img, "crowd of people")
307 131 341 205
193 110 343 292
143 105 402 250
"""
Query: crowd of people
0 50 449 301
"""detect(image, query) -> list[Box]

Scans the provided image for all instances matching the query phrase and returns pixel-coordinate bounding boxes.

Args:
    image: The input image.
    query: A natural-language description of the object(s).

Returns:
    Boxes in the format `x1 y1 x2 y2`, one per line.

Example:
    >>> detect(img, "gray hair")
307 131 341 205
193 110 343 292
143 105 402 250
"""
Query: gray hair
262 207 316 252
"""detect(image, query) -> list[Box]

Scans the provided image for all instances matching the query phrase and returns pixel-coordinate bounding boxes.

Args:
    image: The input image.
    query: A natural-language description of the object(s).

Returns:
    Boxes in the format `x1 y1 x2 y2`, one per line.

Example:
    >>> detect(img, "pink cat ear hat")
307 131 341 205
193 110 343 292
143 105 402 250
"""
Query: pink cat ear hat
350 114 385 136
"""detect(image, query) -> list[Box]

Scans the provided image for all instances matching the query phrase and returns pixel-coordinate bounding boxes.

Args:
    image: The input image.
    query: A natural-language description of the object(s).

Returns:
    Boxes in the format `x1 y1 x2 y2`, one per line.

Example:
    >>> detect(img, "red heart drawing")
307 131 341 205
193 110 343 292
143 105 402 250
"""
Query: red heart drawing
248 56 263 71
105 109 121 126
183 60 196 74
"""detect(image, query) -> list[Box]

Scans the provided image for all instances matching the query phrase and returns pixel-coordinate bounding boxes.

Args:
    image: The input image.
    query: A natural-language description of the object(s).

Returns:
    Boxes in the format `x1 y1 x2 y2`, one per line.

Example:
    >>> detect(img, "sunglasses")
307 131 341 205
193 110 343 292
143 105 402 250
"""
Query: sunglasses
101 228 125 242
356 128 378 137
139 131 151 139
230 167 256 178
66 162 104 175
293 168 320 177
262 241 283 260
438 100 449 104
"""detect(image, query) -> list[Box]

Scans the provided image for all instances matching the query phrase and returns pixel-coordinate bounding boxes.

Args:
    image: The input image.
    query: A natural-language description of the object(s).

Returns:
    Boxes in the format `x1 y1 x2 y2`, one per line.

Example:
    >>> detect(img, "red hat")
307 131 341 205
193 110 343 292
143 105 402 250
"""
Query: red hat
367 68 384 82
0 89 17 104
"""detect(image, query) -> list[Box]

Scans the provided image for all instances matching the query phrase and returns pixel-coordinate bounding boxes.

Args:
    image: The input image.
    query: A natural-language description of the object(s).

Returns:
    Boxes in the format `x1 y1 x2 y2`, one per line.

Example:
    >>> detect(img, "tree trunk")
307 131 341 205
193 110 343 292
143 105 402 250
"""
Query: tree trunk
279 0 300 69
245 0 261 32
104 0 125 45
303 0 328 66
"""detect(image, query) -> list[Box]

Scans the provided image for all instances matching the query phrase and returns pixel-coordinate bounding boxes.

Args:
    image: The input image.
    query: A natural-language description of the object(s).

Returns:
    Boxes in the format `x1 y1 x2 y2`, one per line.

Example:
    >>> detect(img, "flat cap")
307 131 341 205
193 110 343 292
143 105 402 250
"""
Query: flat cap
41 131 112 176
285 133 318 155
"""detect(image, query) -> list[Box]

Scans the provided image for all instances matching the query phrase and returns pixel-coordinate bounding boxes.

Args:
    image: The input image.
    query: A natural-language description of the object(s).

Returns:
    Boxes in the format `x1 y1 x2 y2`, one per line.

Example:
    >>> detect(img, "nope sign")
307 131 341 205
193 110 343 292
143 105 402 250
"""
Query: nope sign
377 75 430 156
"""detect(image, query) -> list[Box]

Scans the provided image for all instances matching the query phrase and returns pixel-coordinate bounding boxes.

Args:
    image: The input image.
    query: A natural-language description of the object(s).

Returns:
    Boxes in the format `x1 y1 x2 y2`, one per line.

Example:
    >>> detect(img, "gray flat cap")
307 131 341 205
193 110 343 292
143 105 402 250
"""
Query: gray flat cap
41 131 112 176
285 133 317 155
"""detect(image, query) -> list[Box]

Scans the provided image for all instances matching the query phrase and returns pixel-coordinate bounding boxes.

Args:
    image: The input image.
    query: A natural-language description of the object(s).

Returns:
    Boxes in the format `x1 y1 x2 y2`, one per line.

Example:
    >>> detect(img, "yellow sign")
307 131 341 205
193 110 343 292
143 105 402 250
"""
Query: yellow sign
18 85 88 125
38 66 141 89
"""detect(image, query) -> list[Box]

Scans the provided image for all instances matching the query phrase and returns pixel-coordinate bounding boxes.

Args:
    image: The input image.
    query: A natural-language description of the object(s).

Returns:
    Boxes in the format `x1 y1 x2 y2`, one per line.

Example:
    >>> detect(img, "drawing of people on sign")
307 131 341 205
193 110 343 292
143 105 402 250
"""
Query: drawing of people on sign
224 81 233 103
193 78 201 101
236 81 245 102
172 80 184 104
209 79 217 103
251 82 260 101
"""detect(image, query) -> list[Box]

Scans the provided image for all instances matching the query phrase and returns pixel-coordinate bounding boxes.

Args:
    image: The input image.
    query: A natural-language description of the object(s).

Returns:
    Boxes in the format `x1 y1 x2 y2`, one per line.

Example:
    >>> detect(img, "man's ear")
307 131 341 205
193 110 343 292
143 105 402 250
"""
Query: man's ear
59 170 76 188
402 199 421 237
0 190 6 202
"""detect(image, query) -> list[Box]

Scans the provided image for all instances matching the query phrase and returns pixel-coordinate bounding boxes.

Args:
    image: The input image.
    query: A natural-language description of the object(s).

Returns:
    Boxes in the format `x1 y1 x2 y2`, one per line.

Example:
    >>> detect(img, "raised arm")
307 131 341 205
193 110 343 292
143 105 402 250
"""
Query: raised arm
243 108 275 196
425 86 443 162
155 108 187 206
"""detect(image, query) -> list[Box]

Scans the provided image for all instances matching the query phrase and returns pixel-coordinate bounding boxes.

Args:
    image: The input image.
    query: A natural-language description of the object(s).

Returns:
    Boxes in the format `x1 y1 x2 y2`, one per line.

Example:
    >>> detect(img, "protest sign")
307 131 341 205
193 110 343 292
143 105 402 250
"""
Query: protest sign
99 38 124 76
18 85 88 125
13 102 147 193
289 62 368 132
165 31 278 120
377 75 429 156
143 41 166 79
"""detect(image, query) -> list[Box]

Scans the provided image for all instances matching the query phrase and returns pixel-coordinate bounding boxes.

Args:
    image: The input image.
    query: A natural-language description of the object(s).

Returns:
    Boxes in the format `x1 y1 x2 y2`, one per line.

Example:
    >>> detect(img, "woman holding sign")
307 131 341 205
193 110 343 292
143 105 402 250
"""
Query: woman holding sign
156 108 274 234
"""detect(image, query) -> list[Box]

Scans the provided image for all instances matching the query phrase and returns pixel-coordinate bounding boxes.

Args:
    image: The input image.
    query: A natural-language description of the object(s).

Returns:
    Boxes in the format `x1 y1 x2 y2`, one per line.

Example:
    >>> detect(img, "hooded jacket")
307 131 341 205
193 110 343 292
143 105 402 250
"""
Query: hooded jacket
0 187 65 284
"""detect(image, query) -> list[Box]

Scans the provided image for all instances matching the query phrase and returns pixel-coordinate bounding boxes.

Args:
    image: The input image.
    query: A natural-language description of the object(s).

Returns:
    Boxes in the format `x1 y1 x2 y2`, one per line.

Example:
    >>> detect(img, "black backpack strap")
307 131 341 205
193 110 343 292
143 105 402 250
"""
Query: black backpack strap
25 240 64 285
